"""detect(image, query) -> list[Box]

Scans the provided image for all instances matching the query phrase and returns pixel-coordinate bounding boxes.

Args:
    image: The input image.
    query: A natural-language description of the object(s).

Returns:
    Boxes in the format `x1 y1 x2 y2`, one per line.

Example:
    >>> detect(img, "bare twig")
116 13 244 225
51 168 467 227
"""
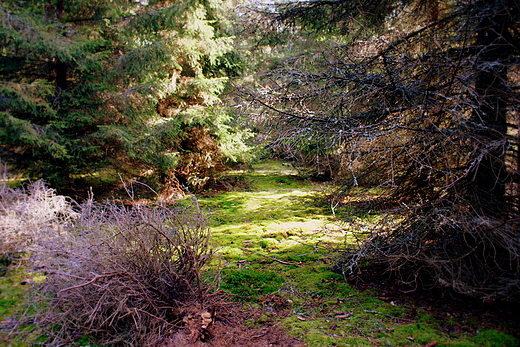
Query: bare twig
241 248 303 267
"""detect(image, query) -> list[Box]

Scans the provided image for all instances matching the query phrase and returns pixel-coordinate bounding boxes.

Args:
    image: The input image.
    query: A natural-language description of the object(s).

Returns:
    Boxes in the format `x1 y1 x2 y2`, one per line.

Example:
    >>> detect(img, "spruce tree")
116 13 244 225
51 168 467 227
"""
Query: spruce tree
0 0 249 191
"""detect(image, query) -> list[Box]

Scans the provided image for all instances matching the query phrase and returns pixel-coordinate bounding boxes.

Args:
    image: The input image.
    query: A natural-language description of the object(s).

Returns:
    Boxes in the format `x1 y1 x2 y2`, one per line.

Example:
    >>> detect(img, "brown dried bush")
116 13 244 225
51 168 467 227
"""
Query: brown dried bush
334 202 520 301
175 126 223 192
0 165 78 257
28 197 216 346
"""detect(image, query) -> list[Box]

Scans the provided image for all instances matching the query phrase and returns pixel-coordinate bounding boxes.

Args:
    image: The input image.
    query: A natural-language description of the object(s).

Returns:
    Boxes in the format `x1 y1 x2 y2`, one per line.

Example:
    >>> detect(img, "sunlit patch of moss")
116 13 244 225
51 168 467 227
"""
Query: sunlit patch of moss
217 246 246 260
199 159 518 347
259 238 279 249
251 160 299 176
30 273 46 283
281 315 372 346
201 189 329 227
204 169 348 264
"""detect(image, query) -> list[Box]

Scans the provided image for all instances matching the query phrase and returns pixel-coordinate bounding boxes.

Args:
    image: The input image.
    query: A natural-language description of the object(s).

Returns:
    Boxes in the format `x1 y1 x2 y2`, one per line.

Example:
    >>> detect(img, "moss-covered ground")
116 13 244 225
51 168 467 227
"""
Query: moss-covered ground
200 160 519 347
0 159 517 346
0 261 35 346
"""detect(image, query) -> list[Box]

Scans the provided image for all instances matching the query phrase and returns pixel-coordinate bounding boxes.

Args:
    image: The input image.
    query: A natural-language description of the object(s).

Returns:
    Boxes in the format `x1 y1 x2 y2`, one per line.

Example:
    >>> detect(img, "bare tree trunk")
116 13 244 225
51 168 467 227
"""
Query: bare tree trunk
470 1 512 219
55 59 68 90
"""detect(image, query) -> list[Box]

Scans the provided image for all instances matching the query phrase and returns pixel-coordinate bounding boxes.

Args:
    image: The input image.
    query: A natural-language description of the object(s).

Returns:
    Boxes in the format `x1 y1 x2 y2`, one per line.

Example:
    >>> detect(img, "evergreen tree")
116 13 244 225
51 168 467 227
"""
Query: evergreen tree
250 0 520 299
0 0 250 191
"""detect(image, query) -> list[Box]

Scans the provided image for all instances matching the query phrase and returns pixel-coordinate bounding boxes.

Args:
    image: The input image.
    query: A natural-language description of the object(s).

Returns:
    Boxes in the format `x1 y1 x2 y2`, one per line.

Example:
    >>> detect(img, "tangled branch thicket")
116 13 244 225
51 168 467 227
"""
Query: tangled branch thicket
27 196 215 346
249 0 520 300
0 165 78 257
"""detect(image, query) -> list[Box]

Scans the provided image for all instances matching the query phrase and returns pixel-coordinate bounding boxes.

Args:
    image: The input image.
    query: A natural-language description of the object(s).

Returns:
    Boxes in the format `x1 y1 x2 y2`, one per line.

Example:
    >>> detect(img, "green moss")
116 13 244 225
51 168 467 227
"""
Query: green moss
220 268 284 301
0 267 28 318
218 246 246 260
0 263 32 346
388 323 447 346
473 329 519 347
253 312 276 325
281 315 372 346
201 160 516 346
260 238 279 249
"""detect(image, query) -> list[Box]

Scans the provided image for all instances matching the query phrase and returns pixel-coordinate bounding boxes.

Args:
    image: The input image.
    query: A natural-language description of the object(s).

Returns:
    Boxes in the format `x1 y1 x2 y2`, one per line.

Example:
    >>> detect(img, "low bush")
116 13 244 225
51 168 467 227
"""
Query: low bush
28 197 215 346
0 165 78 258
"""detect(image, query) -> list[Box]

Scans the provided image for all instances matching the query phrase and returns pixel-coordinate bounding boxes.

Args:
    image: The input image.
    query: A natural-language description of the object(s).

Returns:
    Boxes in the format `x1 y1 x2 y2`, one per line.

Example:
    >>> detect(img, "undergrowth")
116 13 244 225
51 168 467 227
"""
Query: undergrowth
27 197 216 346
1 171 218 346
202 159 519 347
1 159 518 346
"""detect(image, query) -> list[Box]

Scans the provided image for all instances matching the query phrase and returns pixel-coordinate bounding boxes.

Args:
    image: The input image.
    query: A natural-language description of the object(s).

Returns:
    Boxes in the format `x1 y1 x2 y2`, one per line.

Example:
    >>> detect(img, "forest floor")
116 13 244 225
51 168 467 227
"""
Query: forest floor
1 160 519 346
188 160 520 347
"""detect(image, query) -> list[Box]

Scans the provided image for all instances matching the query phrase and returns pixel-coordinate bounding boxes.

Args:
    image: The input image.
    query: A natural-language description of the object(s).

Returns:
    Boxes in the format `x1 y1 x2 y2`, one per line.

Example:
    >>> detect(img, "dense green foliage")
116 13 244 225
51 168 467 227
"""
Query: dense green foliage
0 0 251 189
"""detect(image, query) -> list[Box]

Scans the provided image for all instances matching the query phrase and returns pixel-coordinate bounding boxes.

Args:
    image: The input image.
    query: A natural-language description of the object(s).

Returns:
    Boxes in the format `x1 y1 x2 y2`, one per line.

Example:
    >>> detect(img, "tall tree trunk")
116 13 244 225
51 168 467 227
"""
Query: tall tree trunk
55 59 68 90
470 0 511 219
55 0 68 90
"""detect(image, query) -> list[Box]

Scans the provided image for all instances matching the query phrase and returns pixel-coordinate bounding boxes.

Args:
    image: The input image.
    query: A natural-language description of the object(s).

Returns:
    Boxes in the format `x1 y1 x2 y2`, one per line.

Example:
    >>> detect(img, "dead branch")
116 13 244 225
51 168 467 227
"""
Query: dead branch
241 248 303 267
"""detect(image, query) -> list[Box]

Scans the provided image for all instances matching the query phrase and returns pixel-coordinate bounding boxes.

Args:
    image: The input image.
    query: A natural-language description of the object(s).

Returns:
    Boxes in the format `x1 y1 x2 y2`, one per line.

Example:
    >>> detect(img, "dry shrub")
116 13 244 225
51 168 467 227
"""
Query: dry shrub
336 201 520 301
29 197 216 346
0 165 78 257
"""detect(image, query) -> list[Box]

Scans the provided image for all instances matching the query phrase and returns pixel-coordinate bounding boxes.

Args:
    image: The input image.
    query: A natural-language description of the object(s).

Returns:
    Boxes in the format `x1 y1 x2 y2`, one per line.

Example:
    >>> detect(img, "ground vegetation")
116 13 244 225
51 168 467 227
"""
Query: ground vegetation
1 160 519 346
1 0 520 344
1 172 220 346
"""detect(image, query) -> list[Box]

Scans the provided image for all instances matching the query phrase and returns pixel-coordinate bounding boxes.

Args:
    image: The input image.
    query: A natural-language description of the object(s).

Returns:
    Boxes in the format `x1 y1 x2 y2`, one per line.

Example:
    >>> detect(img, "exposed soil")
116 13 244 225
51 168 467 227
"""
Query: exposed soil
346 264 520 339
149 302 305 347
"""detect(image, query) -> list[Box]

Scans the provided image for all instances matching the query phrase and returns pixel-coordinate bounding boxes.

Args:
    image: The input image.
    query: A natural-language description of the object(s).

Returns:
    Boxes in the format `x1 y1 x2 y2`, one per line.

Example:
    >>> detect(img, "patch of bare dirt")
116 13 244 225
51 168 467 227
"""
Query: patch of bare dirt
147 301 305 347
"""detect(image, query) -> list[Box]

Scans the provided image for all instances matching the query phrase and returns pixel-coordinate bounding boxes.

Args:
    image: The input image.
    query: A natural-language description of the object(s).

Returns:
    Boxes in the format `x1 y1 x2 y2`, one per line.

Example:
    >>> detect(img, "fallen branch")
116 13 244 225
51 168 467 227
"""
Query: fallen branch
241 248 303 267
133 308 182 328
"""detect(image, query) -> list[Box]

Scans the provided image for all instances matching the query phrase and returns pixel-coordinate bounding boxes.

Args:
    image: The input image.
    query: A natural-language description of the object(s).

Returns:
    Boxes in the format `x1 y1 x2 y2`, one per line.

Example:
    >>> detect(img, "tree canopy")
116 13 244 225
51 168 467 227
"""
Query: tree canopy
0 0 250 191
